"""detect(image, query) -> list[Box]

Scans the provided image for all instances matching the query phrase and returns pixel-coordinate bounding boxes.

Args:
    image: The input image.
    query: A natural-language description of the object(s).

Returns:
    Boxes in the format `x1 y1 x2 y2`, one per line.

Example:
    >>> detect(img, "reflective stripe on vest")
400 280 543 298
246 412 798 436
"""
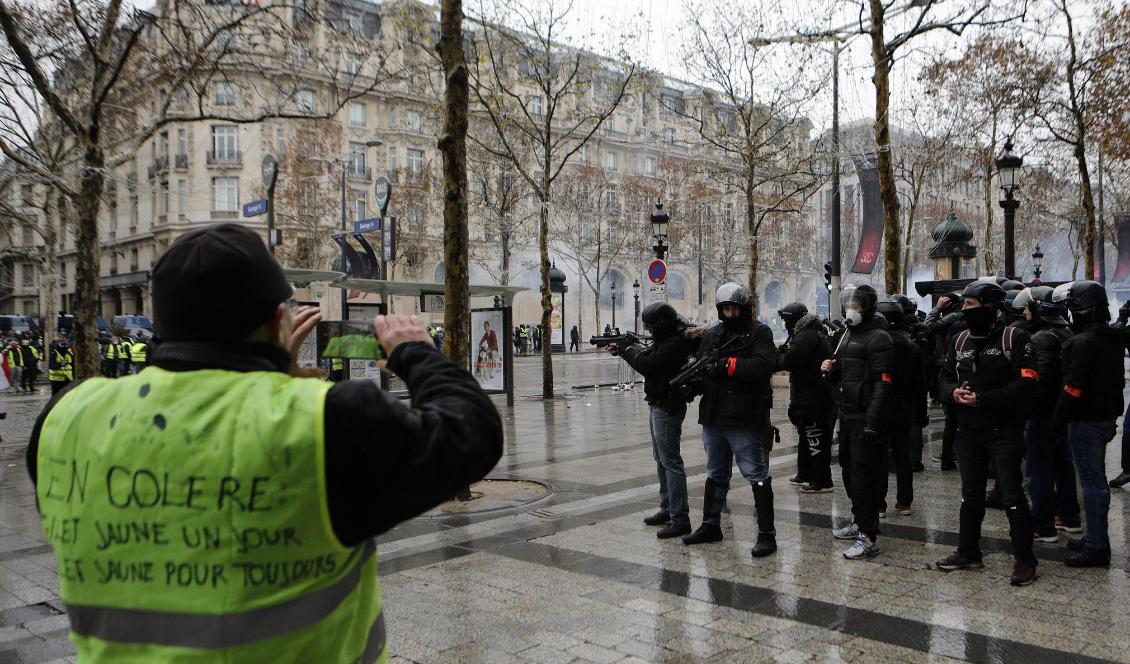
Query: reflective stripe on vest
130 343 147 363
38 369 384 662
66 541 380 651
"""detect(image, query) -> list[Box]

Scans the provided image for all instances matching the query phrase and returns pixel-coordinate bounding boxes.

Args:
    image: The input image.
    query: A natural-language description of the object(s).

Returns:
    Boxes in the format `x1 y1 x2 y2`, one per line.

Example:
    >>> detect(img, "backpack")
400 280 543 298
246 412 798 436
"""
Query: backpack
953 326 1015 361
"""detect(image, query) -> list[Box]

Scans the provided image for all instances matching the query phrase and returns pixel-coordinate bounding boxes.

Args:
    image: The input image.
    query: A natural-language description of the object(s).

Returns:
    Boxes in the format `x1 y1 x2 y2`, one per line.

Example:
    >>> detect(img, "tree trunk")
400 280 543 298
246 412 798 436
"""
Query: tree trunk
982 159 995 274
1075 142 1098 280
438 0 470 367
745 173 759 312
74 148 105 379
41 192 60 345
868 0 902 295
538 189 554 398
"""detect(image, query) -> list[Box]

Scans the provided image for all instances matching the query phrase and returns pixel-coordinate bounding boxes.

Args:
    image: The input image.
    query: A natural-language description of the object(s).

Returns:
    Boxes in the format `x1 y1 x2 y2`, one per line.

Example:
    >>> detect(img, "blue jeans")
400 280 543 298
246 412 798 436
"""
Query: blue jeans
1067 420 1116 550
702 424 771 534
1025 415 1080 536
650 405 688 526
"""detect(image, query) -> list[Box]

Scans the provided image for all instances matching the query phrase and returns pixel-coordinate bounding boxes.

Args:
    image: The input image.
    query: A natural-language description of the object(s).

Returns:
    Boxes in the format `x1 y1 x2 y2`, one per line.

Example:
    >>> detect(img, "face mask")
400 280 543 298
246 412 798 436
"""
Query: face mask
963 306 995 333
845 310 863 327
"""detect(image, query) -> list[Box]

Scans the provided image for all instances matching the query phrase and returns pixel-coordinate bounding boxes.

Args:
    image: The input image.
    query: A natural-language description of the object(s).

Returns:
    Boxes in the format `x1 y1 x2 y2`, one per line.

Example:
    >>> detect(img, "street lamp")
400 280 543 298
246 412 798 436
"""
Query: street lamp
1032 244 1044 283
632 278 641 332
996 139 1022 279
650 200 670 260
610 281 617 332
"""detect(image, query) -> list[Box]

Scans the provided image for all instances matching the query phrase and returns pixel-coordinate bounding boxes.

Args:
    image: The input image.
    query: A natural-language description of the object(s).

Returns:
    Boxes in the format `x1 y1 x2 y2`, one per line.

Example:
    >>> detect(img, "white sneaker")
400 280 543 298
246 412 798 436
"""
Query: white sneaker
843 534 879 560
832 522 859 540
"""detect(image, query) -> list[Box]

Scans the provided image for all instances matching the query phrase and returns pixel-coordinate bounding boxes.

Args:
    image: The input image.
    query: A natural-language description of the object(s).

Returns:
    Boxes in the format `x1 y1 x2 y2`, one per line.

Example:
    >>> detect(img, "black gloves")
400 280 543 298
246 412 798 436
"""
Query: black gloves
859 426 881 444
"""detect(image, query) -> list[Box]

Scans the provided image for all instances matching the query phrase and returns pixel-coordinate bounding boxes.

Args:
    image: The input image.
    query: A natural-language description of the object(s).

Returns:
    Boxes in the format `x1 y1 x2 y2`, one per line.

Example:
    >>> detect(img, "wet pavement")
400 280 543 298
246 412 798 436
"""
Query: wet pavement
0 351 1128 663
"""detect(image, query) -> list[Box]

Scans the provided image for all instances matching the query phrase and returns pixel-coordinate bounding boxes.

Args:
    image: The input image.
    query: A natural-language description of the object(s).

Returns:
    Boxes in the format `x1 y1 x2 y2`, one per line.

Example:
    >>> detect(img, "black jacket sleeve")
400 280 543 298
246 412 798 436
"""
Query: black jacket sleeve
781 328 825 374
727 325 777 384
324 341 503 546
977 329 1038 412
621 339 685 378
908 342 928 425
938 335 959 405
864 331 895 429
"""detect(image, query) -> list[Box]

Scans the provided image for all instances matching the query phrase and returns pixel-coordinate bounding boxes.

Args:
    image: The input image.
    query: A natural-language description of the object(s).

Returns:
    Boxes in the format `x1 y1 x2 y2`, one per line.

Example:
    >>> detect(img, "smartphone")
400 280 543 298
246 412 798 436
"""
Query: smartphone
317 320 384 360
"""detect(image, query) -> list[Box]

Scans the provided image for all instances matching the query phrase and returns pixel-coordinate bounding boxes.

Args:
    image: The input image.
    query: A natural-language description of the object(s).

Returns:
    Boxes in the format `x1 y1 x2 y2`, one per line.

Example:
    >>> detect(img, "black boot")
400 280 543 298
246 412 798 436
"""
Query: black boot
656 522 691 539
750 480 777 558
1065 547 1111 567
683 478 727 545
643 511 670 526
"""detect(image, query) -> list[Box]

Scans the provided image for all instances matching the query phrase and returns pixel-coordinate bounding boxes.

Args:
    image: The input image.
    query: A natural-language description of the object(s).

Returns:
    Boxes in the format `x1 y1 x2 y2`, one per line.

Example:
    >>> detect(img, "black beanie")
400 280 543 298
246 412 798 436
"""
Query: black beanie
151 224 292 342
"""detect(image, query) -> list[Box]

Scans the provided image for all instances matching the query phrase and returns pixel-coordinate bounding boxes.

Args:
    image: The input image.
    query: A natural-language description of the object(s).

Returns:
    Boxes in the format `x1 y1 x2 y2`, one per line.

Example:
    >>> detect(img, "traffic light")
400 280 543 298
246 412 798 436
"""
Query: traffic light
824 262 832 291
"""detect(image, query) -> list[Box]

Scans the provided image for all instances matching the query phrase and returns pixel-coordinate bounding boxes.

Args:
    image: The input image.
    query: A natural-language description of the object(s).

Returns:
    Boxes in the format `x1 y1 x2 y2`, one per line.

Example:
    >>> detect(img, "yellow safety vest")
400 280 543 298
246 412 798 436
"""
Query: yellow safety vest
36 368 385 663
129 342 147 363
48 349 72 382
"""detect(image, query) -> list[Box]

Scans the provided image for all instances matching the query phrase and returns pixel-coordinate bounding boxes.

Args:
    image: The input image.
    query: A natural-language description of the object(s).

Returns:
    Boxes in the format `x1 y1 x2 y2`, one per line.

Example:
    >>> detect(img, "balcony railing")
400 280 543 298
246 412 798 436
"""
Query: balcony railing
206 150 242 166
147 156 169 179
347 167 372 182
174 153 189 170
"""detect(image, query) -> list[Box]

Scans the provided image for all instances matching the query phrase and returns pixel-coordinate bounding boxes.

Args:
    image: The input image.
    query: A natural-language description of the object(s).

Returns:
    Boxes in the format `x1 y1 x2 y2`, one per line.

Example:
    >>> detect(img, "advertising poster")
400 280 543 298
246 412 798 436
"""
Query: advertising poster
470 308 505 392
851 155 883 275
550 293 564 347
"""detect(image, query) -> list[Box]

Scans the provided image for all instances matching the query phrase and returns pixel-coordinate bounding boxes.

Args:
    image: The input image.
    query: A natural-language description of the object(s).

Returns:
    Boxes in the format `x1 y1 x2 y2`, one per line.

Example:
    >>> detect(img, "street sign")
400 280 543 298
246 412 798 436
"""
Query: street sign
374 176 392 217
647 259 667 285
649 283 667 297
242 199 268 217
354 217 382 234
383 216 396 262
261 154 279 190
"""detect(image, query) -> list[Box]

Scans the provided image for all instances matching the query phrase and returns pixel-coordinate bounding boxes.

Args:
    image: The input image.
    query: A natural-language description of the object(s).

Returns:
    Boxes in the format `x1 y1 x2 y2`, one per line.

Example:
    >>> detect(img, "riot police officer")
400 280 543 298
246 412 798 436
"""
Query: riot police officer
683 283 778 559
892 294 929 471
1014 287 1081 543
606 302 697 539
924 291 965 470
934 281 1040 586
875 300 927 517
822 284 893 559
776 302 834 493
1052 281 1125 567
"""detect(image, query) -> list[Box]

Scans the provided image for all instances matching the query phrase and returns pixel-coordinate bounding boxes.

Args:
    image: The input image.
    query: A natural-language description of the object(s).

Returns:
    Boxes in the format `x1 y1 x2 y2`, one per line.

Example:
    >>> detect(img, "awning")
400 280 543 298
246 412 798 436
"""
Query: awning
335 278 528 305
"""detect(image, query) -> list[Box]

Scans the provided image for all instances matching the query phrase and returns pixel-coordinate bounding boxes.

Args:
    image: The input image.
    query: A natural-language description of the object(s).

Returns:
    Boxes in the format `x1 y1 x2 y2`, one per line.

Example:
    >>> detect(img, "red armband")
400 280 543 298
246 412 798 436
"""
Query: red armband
1063 385 1082 398
1020 368 1039 380
881 373 893 383
726 357 738 377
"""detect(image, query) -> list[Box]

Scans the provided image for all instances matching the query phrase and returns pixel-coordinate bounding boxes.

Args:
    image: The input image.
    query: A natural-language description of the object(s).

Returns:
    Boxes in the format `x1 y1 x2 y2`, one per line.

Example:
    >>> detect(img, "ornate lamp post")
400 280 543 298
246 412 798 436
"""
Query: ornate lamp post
650 200 670 260
632 278 641 331
996 140 1023 279
1032 244 1044 283
610 281 617 332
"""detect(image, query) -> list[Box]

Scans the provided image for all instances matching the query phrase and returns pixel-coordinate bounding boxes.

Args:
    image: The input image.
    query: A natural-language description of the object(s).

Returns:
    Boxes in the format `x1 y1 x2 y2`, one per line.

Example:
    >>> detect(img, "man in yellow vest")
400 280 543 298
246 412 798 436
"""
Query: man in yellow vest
28 223 503 662
129 335 148 373
46 333 73 395
116 336 133 376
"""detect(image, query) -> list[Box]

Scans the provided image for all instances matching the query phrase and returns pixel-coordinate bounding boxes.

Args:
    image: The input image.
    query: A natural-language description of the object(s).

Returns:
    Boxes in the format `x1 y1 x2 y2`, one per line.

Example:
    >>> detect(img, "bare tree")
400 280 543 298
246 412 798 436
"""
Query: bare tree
466 0 636 398
0 0 397 376
1025 1 1130 280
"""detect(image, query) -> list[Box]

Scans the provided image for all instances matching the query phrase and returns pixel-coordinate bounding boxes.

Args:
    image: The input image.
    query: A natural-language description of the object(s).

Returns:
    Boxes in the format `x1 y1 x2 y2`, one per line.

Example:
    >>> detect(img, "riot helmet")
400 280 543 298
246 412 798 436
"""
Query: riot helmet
641 301 682 339
1000 279 1025 292
890 293 917 316
841 284 878 328
1003 289 1025 323
777 302 808 335
1053 280 1110 327
961 280 1005 334
715 282 752 330
875 299 905 328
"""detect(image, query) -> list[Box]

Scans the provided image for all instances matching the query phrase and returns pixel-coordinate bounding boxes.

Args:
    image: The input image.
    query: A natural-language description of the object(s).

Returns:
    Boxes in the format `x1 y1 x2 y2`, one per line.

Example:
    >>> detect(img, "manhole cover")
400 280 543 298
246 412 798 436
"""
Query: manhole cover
424 479 550 516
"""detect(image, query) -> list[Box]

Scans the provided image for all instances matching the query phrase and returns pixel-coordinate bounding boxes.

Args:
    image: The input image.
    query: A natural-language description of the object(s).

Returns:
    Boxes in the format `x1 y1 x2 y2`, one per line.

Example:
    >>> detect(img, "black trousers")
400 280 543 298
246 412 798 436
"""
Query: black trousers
795 409 834 486
940 403 957 462
955 426 1035 563
50 379 70 395
21 368 36 391
839 417 886 540
882 418 913 509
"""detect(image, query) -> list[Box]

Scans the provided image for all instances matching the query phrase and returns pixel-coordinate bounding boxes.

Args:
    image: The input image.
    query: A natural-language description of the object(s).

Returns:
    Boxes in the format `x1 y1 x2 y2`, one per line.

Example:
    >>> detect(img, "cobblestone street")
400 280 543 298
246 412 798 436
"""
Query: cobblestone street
1 352 1128 663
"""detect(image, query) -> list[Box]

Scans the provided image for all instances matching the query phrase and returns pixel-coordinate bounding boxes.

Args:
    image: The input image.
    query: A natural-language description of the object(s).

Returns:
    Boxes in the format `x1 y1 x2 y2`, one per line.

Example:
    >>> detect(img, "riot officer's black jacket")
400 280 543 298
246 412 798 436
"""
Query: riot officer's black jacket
1054 323 1125 426
775 313 832 424
827 316 894 428
1026 317 1072 414
697 320 777 426
888 328 928 425
621 333 697 414
939 318 1038 430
